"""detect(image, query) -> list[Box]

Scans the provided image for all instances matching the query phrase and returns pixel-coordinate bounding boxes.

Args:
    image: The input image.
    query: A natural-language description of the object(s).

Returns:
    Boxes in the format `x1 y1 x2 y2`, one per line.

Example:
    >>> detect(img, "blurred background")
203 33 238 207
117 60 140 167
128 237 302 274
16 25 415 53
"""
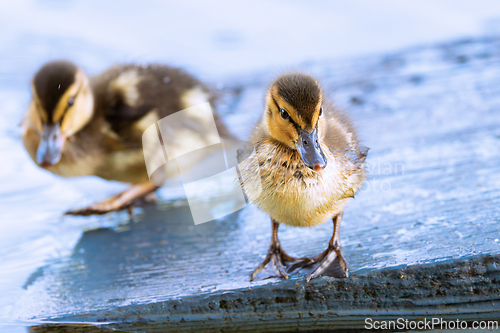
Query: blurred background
1 1 500 331
2 0 500 83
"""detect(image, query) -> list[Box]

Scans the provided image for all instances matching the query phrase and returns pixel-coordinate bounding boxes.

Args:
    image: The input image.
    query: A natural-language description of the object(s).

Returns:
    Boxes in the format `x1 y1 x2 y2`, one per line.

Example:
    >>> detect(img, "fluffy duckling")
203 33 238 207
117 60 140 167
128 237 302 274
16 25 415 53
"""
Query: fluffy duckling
240 73 367 281
22 60 231 215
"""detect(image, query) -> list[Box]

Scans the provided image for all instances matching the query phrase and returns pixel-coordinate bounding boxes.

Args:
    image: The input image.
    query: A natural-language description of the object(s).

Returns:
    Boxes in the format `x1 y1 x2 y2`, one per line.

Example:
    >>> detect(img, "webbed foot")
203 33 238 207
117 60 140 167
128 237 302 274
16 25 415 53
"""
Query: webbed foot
306 244 349 282
249 243 311 281
65 182 157 216
249 219 312 281
306 212 348 281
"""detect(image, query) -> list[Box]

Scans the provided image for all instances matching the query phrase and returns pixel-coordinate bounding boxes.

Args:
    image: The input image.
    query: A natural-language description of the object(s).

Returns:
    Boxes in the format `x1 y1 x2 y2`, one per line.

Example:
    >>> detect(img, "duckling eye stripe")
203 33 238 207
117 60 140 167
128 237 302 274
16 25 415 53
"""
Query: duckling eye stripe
53 86 81 123
270 96 280 117
272 96 300 131
286 113 300 133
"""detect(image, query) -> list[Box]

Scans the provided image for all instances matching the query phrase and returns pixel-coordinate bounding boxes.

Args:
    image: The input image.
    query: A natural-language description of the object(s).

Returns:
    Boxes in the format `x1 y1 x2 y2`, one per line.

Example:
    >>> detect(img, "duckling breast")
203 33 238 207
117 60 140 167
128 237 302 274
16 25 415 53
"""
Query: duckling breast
239 140 364 227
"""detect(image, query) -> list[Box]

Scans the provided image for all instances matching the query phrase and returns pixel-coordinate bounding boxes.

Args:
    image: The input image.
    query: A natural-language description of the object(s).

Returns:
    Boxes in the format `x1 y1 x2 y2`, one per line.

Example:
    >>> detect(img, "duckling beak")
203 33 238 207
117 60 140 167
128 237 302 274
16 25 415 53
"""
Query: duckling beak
36 122 66 167
296 128 327 171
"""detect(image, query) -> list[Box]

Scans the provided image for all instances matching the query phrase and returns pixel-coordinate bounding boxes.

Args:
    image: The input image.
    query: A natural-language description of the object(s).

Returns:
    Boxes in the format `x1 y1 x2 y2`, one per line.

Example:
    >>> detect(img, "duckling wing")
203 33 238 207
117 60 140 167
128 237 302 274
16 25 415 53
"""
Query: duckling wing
323 103 368 168
92 64 213 148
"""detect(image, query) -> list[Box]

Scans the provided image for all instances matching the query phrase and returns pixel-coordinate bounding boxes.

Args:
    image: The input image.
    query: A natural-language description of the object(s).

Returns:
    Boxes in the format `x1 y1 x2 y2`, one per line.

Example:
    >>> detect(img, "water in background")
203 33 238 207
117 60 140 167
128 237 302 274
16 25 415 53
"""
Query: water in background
1 1 500 331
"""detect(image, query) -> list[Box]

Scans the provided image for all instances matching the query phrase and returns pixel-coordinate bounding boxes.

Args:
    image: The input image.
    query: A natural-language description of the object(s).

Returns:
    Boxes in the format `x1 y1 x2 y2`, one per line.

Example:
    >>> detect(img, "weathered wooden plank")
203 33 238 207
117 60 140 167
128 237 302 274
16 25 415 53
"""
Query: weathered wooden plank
20 37 500 332
29 256 500 332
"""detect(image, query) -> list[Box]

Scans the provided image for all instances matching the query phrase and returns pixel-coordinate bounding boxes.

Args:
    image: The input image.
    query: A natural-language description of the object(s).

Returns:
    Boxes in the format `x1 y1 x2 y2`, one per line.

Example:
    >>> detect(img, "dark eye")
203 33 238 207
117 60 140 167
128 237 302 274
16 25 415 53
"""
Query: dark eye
68 97 74 107
319 107 323 116
280 108 290 120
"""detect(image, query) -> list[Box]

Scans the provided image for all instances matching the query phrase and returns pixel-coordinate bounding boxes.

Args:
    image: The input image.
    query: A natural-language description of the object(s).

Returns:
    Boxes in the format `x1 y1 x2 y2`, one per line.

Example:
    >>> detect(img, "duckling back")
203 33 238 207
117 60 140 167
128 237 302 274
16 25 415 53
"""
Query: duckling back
91 64 233 184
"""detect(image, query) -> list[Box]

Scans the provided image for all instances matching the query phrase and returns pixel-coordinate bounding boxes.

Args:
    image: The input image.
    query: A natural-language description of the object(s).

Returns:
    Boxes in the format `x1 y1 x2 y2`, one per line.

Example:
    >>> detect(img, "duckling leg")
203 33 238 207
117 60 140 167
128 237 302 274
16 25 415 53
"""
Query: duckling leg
306 212 349 282
65 182 158 216
250 219 310 281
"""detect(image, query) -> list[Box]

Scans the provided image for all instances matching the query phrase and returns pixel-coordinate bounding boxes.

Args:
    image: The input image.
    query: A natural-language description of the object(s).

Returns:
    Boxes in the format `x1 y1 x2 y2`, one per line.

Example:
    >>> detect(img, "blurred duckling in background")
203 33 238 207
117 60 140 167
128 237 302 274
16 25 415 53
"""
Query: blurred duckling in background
240 73 368 281
22 60 231 215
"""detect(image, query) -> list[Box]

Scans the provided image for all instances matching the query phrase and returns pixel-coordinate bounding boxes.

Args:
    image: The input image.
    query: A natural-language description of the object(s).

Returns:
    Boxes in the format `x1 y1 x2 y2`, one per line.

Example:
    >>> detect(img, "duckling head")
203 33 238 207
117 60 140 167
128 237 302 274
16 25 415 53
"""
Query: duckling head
264 73 327 172
30 60 94 167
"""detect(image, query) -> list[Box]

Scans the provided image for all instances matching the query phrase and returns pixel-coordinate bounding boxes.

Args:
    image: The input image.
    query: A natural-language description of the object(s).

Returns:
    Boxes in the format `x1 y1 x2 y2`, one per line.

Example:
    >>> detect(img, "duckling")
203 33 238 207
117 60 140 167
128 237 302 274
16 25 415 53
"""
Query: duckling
22 60 232 215
240 73 368 281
